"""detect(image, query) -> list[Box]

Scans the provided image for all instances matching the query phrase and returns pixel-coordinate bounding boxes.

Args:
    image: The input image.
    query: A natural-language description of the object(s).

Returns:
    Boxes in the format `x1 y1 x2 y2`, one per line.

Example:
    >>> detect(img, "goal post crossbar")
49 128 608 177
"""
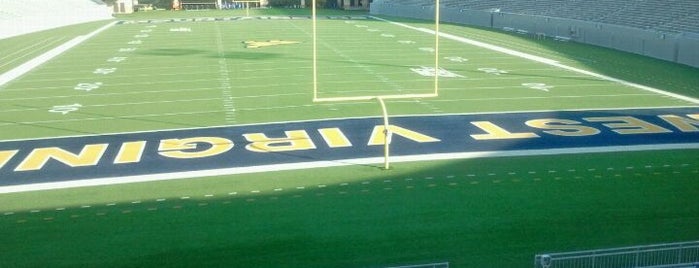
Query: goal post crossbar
313 93 438 103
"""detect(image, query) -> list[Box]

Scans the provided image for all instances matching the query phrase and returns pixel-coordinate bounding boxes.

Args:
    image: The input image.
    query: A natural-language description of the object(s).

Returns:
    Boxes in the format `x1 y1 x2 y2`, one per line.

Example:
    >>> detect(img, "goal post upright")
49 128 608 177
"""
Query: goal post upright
434 0 440 96
312 0 318 101
230 0 260 16
311 0 441 169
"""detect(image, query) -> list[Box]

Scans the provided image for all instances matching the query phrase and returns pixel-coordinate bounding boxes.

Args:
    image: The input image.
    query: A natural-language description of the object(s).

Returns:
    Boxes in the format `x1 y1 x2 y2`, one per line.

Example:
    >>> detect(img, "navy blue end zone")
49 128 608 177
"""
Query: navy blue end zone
0 107 697 192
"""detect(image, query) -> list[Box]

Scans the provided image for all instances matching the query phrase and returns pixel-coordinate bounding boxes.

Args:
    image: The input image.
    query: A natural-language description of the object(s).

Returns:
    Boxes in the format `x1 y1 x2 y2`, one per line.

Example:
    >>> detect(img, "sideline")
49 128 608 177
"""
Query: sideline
0 21 117 88
369 16 699 105
1 144 697 194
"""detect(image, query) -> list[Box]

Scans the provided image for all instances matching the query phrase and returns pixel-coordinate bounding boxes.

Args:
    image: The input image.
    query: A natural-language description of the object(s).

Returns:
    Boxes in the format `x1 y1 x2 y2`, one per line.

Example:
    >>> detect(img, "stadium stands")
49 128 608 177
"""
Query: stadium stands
0 0 112 39
371 0 699 67
380 0 699 34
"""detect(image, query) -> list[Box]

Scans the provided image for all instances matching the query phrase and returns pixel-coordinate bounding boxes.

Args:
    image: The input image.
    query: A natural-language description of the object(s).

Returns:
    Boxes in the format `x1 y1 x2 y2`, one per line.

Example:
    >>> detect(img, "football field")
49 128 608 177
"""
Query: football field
0 9 698 267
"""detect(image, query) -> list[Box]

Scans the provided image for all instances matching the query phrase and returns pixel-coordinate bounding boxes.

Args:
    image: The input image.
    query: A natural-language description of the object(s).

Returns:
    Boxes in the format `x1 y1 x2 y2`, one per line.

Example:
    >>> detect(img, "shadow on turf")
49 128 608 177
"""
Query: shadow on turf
6 150 697 267
138 48 283 60
5 103 210 137
376 16 698 98
139 48 208 56
215 51 283 60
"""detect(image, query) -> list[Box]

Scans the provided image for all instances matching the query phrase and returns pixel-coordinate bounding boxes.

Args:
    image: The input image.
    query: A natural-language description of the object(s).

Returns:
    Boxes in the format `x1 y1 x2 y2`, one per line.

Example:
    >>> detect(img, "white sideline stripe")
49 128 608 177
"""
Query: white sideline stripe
0 38 64 68
0 143 697 194
0 21 117 88
370 16 699 105
0 93 657 118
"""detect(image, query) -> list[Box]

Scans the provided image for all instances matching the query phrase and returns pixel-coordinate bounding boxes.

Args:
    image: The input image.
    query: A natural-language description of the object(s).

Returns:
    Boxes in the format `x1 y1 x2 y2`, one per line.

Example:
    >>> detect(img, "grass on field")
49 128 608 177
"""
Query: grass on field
1 10 696 140
1 150 698 267
0 8 697 268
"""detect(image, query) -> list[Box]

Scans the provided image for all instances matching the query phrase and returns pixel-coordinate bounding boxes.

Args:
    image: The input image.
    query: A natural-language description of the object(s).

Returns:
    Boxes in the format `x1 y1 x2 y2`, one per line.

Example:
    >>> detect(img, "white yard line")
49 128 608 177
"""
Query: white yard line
0 92 666 127
405 93 659 103
0 37 65 68
370 16 699 105
0 97 222 113
1 143 697 194
0 109 225 128
0 89 306 102
0 105 693 143
0 21 117 88
214 23 237 124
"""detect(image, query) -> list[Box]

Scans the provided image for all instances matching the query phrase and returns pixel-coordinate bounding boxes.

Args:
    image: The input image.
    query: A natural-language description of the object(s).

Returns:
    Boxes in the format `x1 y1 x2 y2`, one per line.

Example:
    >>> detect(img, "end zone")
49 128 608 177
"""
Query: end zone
0 107 697 193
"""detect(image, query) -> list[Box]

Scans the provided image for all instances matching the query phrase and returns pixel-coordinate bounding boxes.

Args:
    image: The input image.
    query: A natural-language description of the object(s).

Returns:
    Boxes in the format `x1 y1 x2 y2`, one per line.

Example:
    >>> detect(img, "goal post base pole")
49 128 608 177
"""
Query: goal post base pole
377 97 391 170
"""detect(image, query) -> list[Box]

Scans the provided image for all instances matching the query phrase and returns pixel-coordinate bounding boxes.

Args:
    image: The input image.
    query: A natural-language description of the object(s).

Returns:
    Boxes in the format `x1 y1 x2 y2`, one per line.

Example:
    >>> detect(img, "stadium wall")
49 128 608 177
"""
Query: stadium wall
370 3 699 68
0 0 113 39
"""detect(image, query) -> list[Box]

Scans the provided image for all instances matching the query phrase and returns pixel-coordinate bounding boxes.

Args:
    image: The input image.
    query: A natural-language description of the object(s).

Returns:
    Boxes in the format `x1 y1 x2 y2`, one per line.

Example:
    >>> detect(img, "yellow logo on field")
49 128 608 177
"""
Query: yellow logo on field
243 40 300 49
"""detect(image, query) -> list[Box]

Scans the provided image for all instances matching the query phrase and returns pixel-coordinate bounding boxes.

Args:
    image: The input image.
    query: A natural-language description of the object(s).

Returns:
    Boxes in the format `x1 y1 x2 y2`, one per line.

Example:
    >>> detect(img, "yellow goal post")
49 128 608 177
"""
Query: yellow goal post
230 0 261 16
311 0 442 169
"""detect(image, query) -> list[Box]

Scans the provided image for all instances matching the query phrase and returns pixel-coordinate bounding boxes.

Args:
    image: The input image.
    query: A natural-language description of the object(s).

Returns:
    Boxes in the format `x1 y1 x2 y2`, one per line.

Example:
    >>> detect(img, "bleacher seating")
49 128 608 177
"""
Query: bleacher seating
0 0 112 39
380 0 699 34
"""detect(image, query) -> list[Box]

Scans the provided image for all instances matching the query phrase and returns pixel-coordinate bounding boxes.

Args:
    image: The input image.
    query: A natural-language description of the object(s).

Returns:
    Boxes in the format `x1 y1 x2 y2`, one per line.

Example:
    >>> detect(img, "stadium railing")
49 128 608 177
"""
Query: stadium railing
534 241 699 268
385 262 449 268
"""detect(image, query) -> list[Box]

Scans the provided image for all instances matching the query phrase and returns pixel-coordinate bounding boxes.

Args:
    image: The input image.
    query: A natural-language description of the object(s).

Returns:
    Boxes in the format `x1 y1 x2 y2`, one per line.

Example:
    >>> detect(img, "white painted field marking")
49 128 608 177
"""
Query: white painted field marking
74 82 103 92
169 27 191 32
411 66 463 78
0 97 221 113
1 89 306 103
522 82 554 92
0 21 117 88
48 104 82 115
422 93 658 104
0 37 64 69
2 143 698 194
0 109 225 127
369 16 699 105
445 56 468 62
93 68 117 75
214 23 236 124
478 67 508 75
5 163 695 216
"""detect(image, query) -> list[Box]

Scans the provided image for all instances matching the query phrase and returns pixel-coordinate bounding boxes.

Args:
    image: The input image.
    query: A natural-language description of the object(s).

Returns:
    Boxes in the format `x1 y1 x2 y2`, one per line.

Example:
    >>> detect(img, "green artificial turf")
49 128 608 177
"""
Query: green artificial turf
0 150 697 267
1 14 694 140
1 8 698 268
